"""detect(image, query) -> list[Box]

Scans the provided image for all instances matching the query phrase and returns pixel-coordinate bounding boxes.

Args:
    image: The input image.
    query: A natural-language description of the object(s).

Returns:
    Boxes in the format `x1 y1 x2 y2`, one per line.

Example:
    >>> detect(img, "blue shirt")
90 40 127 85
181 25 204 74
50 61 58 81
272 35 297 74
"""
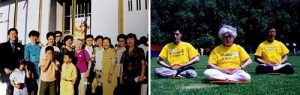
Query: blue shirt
24 43 41 63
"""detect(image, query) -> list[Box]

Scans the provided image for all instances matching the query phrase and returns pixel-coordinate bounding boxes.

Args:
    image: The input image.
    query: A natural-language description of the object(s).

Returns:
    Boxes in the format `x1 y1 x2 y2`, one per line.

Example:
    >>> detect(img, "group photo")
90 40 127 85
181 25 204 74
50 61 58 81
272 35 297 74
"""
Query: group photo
151 0 299 95
0 0 148 95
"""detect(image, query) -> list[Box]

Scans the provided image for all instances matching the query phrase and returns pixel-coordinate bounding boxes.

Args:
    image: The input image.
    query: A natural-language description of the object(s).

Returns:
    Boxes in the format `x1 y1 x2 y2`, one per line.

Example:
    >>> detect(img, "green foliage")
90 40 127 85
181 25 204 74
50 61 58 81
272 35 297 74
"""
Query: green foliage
151 26 172 46
151 0 300 50
190 33 215 48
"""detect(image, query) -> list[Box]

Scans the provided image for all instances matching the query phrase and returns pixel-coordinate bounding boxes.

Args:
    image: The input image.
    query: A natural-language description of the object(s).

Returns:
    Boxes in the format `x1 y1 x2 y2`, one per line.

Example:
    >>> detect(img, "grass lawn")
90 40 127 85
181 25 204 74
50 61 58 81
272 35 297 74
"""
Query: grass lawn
150 54 300 95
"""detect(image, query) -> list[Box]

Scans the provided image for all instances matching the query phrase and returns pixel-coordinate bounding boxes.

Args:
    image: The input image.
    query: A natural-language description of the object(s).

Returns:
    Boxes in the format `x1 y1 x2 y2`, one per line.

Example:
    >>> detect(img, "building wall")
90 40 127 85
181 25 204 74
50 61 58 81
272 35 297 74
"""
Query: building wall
15 1 26 44
91 0 119 45
39 0 52 44
0 0 17 43
56 1 63 32
0 0 40 44
123 0 149 40
0 0 55 44
1 0 149 45
25 0 40 44
90 0 149 45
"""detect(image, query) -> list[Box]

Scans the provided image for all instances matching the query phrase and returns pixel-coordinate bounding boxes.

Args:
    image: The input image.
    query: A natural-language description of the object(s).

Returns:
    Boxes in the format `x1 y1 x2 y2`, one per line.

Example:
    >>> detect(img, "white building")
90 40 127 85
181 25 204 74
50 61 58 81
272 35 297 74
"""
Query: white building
0 0 149 45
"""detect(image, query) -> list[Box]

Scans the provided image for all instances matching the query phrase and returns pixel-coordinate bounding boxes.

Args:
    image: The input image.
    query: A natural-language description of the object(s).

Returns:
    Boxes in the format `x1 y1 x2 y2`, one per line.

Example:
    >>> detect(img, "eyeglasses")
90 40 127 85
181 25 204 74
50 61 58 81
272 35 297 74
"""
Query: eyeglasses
174 33 180 36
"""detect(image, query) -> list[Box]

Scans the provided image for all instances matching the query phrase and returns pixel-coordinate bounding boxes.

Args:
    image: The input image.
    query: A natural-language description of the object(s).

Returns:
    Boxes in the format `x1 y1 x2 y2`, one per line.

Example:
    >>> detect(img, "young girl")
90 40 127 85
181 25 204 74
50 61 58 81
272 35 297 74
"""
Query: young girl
60 52 77 95
10 59 30 95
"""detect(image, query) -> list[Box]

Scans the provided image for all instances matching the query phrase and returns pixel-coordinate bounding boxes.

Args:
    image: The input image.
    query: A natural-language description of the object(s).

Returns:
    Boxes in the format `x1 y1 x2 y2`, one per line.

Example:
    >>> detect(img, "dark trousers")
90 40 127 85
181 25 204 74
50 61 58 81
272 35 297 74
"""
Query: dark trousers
94 86 103 95
55 73 60 95
39 81 56 95
6 83 13 95
27 81 38 95
256 64 294 74
124 79 141 95
114 77 123 95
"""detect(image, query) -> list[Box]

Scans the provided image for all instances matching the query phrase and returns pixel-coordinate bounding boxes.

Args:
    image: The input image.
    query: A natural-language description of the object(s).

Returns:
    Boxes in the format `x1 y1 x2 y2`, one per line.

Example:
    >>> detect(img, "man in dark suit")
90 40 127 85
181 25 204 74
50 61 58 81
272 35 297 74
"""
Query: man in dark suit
0 28 24 95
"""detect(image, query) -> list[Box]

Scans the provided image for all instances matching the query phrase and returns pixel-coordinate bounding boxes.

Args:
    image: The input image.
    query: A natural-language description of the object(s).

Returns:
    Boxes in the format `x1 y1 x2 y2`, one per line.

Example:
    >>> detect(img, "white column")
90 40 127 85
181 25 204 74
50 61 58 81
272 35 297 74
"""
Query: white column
56 1 63 31
15 1 27 44
25 0 40 44
48 0 56 32
40 0 51 44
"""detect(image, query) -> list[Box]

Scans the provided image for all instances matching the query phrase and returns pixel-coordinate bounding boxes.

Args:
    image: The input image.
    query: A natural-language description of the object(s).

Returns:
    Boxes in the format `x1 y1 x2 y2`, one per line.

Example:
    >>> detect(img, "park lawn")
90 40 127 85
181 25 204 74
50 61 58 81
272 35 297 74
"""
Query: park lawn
150 54 300 95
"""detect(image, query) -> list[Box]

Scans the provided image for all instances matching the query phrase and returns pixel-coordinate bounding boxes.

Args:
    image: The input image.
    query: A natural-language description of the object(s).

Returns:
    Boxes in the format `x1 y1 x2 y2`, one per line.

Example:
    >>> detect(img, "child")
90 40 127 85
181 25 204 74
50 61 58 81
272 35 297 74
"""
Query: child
10 59 30 95
60 52 77 95
39 46 60 95
25 62 38 95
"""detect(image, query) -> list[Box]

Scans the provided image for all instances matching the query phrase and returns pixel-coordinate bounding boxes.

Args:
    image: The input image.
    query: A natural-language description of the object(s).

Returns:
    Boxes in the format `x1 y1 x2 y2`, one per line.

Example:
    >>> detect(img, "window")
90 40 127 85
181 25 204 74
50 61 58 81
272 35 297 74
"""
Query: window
136 0 141 11
64 0 91 35
145 0 148 10
128 0 148 11
128 0 133 11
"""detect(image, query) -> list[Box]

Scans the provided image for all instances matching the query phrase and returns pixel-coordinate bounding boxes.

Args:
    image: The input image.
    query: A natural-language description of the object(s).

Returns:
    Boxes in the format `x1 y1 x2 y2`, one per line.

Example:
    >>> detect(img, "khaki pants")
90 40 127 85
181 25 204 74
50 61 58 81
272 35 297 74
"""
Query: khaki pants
141 84 148 95
39 81 56 95
78 73 88 95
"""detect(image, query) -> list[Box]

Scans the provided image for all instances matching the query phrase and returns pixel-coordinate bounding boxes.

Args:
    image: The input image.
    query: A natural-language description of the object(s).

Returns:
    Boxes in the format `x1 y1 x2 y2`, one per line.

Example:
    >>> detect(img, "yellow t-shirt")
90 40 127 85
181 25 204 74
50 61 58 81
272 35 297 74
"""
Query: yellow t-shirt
208 44 250 69
255 40 289 64
159 42 199 66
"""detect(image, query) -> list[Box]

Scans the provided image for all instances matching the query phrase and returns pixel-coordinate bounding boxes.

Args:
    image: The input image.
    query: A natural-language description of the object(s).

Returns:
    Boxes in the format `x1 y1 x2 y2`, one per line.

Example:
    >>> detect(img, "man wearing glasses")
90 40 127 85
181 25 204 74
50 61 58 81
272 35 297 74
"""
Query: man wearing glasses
54 31 64 49
155 30 200 78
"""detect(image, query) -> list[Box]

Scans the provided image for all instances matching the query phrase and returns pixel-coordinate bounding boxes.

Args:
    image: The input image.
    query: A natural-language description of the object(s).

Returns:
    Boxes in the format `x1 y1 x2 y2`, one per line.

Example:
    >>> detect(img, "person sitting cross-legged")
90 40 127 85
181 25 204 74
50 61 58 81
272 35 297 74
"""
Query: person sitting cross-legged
155 29 200 78
255 26 294 74
203 25 252 83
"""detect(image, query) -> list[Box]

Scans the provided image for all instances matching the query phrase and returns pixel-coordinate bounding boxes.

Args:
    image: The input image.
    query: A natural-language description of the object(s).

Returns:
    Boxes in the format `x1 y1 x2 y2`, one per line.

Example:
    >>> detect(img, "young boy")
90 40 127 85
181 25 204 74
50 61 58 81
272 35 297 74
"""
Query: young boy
39 46 60 95
60 52 77 95
10 59 30 95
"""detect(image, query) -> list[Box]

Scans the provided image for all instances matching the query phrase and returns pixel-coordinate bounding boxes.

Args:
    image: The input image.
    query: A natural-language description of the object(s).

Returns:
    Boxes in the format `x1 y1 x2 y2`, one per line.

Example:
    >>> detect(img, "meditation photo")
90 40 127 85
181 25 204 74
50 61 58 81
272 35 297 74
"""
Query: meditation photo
151 0 299 95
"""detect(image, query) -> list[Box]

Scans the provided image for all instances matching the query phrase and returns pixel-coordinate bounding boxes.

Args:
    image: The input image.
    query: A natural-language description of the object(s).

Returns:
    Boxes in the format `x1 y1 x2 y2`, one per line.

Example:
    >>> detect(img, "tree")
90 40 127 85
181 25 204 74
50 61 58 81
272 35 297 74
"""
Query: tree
151 0 300 52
